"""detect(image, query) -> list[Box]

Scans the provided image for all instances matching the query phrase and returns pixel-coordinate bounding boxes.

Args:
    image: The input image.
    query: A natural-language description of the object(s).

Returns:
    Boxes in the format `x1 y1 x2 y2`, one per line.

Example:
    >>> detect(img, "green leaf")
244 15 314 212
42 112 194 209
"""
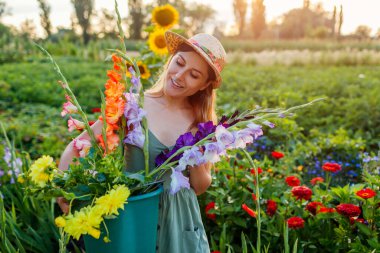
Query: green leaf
356 222 372 236
124 172 145 182
233 217 248 228
241 232 248 253
95 173 107 182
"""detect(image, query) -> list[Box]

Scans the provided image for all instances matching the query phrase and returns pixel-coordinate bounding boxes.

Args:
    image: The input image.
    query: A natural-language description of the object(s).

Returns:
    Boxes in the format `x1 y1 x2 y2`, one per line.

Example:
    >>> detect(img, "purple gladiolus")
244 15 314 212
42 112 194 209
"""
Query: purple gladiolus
179 146 205 168
129 66 141 92
203 142 224 163
195 121 216 141
215 125 234 149
170 167 190 194
124 92 146 127
232 129 254 149
246 123 264 139
175 132 196 148
123 126 145 148
263 120 275 128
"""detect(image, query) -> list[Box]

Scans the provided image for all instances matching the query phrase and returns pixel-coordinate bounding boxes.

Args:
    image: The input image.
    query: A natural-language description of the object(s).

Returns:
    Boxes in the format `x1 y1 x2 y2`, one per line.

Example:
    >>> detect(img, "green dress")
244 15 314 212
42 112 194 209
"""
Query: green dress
125 130 210 253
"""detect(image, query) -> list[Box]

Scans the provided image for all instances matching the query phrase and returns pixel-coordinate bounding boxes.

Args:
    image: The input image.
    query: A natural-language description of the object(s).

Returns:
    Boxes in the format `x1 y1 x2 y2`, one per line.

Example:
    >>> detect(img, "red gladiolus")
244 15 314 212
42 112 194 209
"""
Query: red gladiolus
318 207 336 213
336 204 361 217
287 217 304 229
322 162 341 173
271 151 284 159
266 200 277 217
285 176 301 187
310 177 324 185
211 251 221 253
306 202 324 215
291 186 312 201
89 120 96 126
205 202 216 220
356 188 376 199
250 167 263 175
350 217 366 225
252 193 257 201
242 204 256 218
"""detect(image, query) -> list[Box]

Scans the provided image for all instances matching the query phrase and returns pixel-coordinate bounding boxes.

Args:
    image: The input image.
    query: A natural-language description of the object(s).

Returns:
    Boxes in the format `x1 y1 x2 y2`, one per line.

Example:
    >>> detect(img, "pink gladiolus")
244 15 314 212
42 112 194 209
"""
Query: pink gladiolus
73 138 92 157
68 117 85 132
61 101 78 117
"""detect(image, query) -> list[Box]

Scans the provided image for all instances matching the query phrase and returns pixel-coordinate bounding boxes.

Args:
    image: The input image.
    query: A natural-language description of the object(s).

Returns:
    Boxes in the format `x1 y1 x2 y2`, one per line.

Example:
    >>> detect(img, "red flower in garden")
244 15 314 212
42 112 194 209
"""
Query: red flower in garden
205 202 216 220
250 167 263 175
350 217 366 225
306 201 324 215
266 200 277 217
318 207 336 213
336 204 361 217
211 251 221 253
271 151 284 159
287 217 304 229
285 176 301 187
310 177 324 185
252 193 257 201
91 107 101 113
291 186 312 201
242 204 256 218
356 188 376 199
89 120 96 126
322 162 341 173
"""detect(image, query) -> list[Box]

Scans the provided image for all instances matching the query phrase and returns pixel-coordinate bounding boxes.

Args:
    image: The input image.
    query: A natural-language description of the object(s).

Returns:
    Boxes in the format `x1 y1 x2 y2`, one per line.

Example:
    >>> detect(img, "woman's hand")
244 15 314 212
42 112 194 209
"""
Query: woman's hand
57 197 70 215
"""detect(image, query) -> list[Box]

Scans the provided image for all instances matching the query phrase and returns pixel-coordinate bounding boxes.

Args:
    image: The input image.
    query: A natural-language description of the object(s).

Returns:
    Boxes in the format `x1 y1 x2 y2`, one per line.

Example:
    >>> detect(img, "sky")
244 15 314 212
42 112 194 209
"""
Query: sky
2 0 379 37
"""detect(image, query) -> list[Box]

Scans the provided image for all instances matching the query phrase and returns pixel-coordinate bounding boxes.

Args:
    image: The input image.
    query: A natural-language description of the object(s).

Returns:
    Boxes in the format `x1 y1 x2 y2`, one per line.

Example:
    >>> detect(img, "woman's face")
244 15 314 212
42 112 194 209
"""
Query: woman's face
164 50 211 98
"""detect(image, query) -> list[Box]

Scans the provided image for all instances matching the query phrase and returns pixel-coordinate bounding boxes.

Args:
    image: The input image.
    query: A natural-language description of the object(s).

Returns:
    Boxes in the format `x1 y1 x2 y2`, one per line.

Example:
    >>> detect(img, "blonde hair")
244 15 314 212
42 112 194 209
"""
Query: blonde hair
146 54 218 131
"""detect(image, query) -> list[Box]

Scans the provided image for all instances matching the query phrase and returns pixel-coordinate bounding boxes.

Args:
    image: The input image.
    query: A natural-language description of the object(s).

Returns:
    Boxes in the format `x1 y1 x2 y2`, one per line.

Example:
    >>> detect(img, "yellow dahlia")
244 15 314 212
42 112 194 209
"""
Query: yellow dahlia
95 185 130 216
126 61 151 80
55 216 66 228
151 4 179 29
64 206 103 240
148 29 168 56
29 155 55 187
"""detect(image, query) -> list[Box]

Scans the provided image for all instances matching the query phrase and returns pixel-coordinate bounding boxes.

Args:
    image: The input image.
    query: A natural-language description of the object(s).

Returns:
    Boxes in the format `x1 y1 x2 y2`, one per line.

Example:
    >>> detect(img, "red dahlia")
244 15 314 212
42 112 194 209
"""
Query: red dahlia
306 201 324 215
266 200 277 216
291 186 312 201
242 203 256 218
336 204 361 217
356 188 376 199
322 162 341 173
318 207 335 213
271 151 284 159
310 177 324 185
287 217 305 229
250 167 263 175
205 202 216 220
285 176 301 187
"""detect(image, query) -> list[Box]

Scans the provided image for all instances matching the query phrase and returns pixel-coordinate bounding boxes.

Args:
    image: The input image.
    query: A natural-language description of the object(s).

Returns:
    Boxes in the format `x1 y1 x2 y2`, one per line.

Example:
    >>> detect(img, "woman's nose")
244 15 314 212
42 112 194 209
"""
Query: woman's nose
175 70 186 82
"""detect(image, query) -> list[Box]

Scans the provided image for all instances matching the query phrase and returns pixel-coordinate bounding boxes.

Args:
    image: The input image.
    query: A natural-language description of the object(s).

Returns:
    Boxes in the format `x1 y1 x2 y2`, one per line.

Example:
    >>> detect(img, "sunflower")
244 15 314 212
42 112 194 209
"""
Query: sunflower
151 4 179 29
148 29 168 56
126 61 151 79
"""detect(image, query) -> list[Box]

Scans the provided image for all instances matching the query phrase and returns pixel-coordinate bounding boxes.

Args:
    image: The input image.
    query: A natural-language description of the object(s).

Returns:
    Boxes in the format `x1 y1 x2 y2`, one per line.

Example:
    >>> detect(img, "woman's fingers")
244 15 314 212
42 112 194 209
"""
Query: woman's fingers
57 197 70 215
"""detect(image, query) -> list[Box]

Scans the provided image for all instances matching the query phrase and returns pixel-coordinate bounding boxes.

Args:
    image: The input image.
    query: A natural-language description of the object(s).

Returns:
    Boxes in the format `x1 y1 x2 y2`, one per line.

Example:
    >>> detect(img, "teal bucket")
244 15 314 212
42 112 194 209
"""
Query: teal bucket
84 186 163 253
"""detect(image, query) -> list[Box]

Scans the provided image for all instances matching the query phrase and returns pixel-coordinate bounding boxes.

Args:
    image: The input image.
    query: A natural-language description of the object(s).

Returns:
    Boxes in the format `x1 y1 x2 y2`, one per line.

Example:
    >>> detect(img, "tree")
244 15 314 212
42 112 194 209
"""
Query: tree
71 0 94 44
0 0 11 20
36 0 52 38
354 25 371 40
233 0 247 37
93 8 118 38
337 4 343 38
19 19 37 39
303 0 310 9
128 0 144 40
251 0 266 39
331 5 336 37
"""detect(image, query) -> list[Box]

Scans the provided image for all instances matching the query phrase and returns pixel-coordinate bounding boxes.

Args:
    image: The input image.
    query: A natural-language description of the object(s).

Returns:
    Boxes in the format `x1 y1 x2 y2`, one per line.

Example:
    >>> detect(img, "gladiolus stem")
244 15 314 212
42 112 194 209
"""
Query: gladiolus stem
243 149 261 253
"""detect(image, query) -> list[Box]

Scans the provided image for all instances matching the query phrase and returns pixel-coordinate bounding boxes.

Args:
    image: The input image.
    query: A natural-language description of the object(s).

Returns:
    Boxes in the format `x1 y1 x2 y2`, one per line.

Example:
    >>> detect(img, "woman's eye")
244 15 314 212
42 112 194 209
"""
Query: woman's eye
176 60 184 66
191 73 199 79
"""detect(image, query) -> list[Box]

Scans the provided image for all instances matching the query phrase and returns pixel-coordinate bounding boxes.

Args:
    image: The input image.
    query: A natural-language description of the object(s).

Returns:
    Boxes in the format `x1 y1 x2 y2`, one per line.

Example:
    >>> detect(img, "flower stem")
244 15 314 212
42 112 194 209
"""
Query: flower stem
243 149 261 253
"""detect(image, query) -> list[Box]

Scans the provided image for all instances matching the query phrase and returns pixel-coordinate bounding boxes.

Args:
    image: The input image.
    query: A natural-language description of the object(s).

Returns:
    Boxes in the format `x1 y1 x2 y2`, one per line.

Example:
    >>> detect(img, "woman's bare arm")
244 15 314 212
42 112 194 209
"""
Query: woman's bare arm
189 163 212 196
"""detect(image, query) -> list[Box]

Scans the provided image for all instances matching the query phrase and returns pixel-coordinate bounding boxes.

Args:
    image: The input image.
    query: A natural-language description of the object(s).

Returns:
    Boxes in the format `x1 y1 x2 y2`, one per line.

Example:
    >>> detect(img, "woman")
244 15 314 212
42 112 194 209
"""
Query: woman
58 31 227 253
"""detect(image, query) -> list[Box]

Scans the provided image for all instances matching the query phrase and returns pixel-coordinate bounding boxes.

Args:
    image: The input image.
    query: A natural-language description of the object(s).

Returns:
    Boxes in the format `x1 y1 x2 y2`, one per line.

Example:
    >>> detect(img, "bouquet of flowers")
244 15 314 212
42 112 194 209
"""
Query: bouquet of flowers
22 1 324 248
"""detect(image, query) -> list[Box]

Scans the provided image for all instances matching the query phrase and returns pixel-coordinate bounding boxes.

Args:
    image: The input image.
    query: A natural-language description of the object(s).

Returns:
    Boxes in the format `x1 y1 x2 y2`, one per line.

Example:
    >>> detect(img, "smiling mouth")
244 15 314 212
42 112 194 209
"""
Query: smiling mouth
171 78 184 88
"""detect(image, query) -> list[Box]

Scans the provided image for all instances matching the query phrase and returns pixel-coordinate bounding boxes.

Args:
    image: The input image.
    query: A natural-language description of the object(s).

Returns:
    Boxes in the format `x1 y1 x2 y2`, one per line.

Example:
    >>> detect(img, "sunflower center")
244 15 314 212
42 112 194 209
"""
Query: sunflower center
138 66 145 74
154 35 167 49
156 9 175 27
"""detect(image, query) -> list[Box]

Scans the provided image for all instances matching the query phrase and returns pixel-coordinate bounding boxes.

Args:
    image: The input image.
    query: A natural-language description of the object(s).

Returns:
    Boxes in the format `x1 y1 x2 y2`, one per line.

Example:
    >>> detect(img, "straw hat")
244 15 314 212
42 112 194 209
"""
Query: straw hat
165 31 226 89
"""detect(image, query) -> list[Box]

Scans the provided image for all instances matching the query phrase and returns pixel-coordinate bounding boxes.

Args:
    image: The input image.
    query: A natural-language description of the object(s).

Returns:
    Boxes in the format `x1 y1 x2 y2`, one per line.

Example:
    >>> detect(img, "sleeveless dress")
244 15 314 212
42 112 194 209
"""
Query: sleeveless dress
125 130 210 253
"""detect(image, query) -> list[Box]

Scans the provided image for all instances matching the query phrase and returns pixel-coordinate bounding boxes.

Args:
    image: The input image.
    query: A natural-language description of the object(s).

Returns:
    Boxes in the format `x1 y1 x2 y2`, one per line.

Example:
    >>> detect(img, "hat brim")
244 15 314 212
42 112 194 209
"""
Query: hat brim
164 31 222 88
